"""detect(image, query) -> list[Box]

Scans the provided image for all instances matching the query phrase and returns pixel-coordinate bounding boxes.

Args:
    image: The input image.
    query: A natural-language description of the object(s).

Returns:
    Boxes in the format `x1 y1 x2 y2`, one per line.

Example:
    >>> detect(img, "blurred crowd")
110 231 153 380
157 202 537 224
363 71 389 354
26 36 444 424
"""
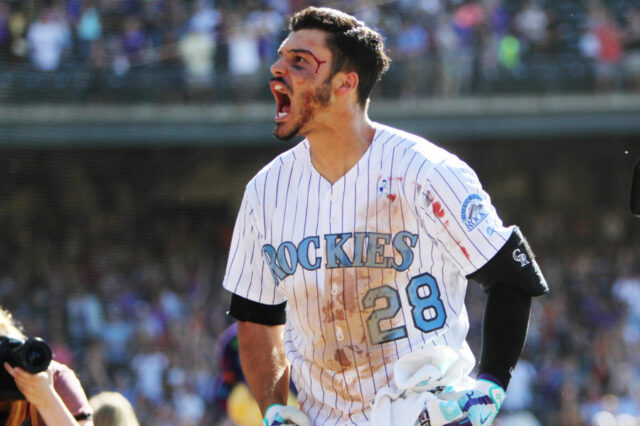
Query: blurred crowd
0 0 640 102
1 208 234 425
0 149 234 425
2 234 231 425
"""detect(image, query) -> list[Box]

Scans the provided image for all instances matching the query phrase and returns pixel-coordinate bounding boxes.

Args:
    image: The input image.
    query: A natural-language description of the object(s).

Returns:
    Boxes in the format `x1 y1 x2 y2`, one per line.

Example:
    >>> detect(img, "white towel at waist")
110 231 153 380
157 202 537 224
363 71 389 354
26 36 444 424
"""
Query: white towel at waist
370 345 475 426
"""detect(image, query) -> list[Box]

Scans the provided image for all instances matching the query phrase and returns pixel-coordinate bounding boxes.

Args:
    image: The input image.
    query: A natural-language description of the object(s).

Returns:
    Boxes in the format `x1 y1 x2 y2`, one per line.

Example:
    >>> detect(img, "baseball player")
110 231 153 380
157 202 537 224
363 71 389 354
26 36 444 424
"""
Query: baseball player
222 7 548 426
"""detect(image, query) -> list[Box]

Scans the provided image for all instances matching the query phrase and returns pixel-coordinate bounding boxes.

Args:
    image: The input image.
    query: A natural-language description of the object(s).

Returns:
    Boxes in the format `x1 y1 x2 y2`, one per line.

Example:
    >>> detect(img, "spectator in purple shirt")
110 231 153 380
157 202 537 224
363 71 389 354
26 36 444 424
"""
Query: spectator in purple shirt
120 16 146 65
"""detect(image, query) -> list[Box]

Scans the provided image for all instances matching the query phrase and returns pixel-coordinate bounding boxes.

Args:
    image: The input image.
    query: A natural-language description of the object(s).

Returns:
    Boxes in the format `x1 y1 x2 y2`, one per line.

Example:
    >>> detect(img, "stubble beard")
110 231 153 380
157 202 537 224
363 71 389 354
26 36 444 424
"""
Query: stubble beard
274 81 332 141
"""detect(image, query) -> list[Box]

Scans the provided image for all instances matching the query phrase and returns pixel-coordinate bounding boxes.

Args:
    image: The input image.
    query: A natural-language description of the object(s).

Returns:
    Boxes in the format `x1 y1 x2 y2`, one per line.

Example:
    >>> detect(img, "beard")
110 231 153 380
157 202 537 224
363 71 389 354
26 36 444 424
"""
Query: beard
274 80 332 141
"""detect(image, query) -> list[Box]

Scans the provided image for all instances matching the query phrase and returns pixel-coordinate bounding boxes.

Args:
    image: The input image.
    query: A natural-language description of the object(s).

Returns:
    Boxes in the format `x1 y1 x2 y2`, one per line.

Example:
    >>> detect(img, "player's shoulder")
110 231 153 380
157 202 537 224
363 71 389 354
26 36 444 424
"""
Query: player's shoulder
374 123 460 170
244 140 308 199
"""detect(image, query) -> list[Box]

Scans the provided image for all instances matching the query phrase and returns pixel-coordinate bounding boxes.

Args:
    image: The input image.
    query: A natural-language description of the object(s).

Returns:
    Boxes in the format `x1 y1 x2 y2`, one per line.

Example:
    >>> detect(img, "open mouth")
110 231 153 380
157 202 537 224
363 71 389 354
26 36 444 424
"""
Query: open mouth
271 81 291 122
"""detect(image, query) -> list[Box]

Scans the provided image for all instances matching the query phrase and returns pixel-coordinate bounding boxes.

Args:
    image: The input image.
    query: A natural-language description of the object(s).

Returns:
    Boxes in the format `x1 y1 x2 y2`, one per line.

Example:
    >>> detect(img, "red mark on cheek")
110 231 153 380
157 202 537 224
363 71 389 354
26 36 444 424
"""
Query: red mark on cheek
308 52 327 74
432 201 445 218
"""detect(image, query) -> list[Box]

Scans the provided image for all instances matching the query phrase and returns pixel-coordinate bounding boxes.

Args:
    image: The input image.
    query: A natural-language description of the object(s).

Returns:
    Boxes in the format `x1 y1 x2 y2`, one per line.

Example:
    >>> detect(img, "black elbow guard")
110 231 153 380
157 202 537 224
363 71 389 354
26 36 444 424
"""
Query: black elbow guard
228 293 287 325
467 227 549 296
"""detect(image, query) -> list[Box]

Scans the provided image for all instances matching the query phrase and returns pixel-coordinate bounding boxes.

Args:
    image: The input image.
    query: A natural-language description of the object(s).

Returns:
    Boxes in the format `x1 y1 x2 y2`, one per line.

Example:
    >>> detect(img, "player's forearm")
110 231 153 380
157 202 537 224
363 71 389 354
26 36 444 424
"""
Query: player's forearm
237 321 290 415
478 285 532 389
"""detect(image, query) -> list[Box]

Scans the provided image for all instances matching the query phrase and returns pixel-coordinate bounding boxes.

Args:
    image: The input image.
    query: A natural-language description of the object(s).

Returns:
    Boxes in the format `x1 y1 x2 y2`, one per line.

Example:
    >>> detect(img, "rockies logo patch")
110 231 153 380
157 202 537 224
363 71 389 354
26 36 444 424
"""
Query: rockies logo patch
461 193 488 231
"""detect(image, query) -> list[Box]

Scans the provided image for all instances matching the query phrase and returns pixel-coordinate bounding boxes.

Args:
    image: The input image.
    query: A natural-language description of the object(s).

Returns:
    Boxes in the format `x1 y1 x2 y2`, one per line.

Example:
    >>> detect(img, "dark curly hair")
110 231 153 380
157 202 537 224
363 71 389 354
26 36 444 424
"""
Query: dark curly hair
289 7 391 108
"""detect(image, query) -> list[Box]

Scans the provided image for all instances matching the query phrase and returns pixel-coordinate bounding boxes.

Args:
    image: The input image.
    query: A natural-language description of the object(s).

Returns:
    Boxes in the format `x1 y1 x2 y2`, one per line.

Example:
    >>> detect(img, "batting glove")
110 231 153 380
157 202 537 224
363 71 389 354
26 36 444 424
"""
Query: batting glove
414 397 471 426
263 404 311 426
456 379 505 426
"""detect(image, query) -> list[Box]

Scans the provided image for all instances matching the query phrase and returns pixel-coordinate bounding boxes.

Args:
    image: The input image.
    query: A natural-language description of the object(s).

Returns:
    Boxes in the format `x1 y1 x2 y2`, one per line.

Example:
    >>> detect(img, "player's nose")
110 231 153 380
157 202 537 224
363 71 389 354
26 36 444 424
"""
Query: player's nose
270 57 286 77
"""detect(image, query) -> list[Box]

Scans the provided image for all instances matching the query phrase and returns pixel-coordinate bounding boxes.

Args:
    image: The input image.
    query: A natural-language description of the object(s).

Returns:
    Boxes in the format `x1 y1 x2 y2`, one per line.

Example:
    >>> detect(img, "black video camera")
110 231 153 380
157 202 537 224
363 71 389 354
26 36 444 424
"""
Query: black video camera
0 336 52 401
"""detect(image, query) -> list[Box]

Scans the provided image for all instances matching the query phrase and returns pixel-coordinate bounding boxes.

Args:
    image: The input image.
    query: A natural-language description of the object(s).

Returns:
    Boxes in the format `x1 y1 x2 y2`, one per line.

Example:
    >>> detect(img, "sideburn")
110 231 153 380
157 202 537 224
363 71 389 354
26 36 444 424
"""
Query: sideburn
312 80 332 107
300 79 332 127
291 78 334 140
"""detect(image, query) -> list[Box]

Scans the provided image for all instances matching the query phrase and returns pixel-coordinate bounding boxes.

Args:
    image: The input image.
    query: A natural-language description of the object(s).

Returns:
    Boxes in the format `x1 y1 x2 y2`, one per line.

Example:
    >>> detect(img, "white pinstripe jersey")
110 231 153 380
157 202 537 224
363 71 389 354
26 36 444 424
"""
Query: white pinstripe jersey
223 123 513 425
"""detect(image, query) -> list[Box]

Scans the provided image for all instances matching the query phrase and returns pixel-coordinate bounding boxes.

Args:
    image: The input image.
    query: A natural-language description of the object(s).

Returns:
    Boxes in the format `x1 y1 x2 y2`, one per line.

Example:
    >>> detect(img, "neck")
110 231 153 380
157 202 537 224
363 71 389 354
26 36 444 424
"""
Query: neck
306 111 375 184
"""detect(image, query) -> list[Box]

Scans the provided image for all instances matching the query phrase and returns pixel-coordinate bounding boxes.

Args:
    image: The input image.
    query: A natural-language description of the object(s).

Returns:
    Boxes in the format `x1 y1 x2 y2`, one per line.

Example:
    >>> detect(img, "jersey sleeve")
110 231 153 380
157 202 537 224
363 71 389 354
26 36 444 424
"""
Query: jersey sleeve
414 155 513 276
223 187 286 305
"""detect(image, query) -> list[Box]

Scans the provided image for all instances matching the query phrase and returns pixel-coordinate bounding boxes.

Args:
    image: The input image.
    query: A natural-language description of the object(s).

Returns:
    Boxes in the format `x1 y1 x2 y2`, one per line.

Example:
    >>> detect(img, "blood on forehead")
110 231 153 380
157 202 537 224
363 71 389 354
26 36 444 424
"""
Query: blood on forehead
280 30 330 74
307 51 327 74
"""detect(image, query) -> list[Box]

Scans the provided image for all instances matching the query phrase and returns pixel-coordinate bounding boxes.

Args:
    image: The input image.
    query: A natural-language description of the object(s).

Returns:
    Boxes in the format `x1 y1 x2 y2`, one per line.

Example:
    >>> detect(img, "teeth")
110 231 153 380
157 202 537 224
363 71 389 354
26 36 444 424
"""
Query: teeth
274 84 286 93
277 112 288 118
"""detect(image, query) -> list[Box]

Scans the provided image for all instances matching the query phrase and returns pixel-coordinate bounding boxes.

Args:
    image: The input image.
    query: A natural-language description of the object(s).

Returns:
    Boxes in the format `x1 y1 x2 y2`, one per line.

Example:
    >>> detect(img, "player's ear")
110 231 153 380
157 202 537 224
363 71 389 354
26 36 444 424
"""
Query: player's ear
334 71 358 98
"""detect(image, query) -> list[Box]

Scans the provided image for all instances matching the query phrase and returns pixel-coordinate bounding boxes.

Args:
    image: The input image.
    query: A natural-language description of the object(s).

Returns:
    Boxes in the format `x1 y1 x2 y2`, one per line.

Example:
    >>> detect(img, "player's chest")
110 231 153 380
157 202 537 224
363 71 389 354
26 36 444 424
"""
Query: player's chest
261 175 419 285
262 174 410 243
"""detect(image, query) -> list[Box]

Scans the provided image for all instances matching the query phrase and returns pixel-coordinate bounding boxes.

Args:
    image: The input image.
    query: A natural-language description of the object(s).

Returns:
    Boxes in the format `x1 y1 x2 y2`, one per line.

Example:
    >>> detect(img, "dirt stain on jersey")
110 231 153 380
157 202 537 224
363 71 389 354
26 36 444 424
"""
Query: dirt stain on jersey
332 308 345 321
319 265 401 377
332 373 363 403
313 188 412 392
344 344 364 355
308 364 364 404
334 348 352 368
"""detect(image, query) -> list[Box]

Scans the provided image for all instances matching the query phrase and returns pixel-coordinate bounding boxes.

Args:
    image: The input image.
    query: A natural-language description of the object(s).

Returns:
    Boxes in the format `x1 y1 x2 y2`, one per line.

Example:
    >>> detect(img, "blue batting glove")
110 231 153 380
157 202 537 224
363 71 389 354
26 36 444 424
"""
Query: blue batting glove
457 379 505 426
263 403 311 426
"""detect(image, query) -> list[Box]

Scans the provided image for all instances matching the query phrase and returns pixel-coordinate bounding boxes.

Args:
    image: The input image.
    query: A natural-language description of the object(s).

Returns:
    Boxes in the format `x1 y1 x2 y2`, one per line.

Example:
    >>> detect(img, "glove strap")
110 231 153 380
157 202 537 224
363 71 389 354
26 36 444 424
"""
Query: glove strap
476 379 505 411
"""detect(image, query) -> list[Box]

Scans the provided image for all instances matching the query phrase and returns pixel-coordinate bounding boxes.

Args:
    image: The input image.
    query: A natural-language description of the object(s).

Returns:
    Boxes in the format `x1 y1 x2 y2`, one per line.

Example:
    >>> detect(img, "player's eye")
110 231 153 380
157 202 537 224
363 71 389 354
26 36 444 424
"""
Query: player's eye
291 56 307 68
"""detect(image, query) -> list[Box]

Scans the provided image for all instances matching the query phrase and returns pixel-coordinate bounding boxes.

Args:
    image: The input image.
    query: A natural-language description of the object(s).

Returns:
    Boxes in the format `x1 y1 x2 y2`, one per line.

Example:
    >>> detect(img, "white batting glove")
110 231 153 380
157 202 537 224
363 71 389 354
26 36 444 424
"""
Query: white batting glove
456 379 505 426
414 396 470 426
263 404 311 426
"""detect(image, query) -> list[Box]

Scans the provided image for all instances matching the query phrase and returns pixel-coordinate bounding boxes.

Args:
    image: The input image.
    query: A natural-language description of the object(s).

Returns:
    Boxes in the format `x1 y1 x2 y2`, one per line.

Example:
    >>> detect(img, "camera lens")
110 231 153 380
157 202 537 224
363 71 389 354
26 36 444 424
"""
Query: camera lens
24 348 44 367
14 338 51 374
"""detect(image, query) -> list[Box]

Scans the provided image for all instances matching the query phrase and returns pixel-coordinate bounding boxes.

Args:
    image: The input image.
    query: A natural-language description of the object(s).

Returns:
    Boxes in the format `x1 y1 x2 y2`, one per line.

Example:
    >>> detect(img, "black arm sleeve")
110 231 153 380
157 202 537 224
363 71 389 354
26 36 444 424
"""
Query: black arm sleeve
477 284 531 389
467 227 548 297
228 293 287 325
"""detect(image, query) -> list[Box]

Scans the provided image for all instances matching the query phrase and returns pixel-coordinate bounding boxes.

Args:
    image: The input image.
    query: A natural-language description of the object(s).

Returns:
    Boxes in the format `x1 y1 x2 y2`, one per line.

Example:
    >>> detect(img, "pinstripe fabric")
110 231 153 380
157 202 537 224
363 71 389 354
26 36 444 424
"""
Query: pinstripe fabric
223 123 512 425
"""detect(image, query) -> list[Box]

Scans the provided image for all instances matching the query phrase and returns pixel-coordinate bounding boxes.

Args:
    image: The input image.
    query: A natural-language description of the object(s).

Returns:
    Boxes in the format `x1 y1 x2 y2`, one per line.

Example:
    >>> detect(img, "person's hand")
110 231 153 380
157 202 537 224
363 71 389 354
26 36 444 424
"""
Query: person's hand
413 387 474 426
4 361 79 426
263 403 311 426
4 362 56 409
456 379 505 426
415 397 470 426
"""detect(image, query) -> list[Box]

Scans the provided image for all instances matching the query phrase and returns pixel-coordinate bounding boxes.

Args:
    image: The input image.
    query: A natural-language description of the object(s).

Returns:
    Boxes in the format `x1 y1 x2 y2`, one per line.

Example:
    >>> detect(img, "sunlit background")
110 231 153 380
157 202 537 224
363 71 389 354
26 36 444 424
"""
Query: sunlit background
1 0 640 425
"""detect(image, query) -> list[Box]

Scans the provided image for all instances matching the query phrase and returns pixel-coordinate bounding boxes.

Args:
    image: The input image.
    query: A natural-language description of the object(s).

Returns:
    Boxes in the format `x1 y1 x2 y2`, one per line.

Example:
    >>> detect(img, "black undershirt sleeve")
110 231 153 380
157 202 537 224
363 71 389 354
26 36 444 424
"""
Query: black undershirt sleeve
477 284 532 389
228 293 287 326
466 227 548 297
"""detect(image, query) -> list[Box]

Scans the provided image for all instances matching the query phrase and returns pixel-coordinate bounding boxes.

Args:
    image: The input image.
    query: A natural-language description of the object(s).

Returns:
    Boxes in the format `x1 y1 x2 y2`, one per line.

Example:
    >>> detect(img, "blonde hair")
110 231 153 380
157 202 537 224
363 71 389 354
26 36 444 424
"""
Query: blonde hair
0 307 26 339
6 401 39 426
89 392 140 426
